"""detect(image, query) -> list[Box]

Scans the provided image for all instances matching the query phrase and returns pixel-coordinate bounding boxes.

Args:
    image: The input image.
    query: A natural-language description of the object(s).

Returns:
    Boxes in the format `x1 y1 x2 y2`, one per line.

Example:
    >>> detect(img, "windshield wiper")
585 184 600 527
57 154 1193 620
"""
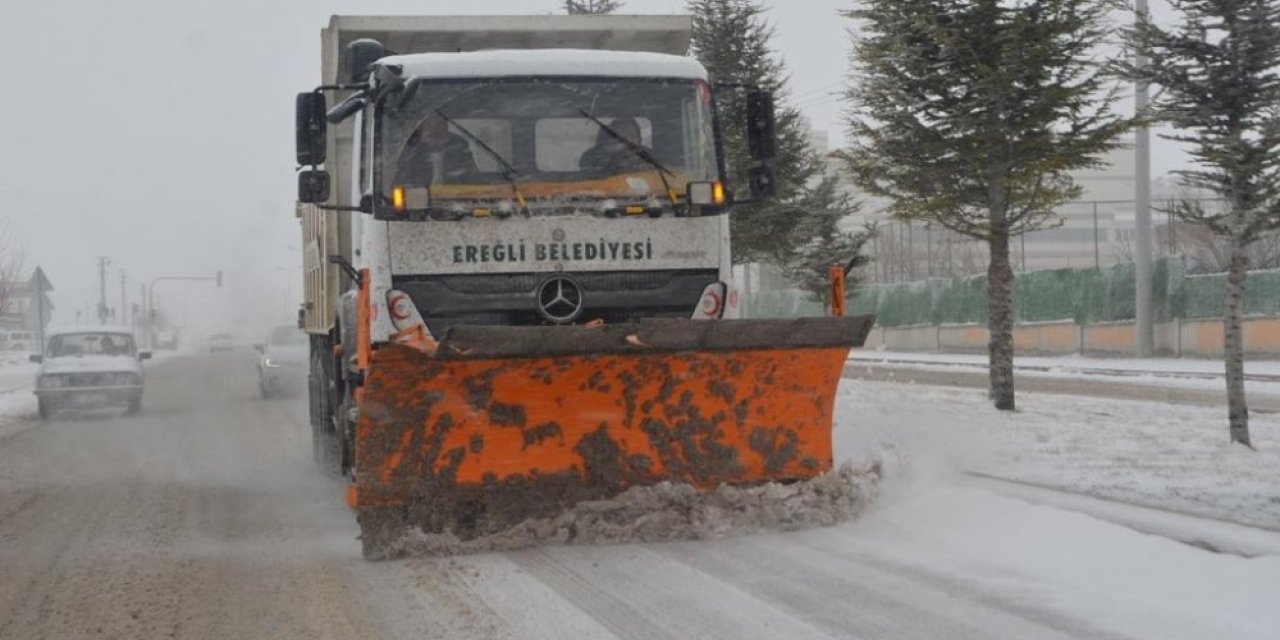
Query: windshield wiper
578 109 680 205
433 109 528 211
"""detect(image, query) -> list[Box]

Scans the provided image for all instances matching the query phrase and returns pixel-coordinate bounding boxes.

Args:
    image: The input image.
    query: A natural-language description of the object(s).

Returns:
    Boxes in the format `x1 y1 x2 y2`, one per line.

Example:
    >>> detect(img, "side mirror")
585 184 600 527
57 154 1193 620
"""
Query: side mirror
254 344 264 354
295 92 327 166
138 352 152 361
748 165 777 199
326 93 366 125
347 39 388 84
28 354 42 363
298 171 331 203
746 89 777 161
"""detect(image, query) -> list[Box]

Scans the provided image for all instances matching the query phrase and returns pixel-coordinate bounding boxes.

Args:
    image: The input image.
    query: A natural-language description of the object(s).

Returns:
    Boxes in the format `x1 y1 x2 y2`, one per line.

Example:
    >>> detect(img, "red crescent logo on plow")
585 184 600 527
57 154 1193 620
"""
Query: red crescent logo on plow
702 290 723 317
388 294 411 322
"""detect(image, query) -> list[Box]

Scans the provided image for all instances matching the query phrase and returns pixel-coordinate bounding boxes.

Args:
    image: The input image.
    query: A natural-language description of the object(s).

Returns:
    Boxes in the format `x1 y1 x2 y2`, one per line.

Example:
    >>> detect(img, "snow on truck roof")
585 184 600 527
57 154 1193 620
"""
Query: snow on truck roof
379 49 708 81
326 15 693 58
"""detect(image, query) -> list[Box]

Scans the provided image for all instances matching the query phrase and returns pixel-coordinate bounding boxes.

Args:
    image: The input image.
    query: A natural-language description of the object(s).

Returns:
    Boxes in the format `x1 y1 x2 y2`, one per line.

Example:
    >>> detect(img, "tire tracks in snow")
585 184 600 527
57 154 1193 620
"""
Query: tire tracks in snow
654 534 1138 640
964 472 1280 557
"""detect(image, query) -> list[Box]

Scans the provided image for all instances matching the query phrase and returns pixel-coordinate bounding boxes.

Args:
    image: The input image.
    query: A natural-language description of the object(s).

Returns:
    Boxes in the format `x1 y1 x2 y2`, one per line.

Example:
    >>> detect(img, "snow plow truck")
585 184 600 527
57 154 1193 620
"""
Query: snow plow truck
294 14 875 558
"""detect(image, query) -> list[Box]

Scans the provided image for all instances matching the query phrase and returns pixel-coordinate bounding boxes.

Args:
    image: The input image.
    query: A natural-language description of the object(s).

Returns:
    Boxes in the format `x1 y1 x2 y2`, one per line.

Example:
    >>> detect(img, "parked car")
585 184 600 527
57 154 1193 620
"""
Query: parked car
31 326 150 419
256 324 307 398
208 332 234 353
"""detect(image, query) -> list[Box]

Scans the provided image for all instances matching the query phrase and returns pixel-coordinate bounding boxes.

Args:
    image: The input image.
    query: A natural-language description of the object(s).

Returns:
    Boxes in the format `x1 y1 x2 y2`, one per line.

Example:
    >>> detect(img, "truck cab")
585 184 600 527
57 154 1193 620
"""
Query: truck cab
295 16 775 344
295 14 784 480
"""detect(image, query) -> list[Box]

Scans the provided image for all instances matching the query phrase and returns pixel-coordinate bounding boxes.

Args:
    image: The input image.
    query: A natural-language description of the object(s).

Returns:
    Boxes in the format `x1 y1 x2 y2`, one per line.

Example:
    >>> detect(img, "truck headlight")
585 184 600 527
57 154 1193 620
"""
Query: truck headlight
263 358 281 369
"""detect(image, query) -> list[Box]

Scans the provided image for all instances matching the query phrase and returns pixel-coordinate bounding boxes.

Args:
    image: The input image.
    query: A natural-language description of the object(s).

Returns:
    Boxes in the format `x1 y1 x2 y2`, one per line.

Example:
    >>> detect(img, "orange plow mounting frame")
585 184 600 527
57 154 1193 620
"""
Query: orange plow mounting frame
352 316 874 555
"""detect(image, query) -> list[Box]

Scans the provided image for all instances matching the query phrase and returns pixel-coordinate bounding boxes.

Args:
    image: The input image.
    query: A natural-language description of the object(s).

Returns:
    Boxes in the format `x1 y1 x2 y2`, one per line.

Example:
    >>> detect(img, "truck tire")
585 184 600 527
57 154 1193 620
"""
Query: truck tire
310 334 342 473
37 398 53 420
127 396 142 416
336 385 356 477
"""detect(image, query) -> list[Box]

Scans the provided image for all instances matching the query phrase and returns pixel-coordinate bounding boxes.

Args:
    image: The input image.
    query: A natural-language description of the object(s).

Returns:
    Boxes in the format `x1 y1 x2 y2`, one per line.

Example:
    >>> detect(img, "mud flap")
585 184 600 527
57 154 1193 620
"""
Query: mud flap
352 316 874 557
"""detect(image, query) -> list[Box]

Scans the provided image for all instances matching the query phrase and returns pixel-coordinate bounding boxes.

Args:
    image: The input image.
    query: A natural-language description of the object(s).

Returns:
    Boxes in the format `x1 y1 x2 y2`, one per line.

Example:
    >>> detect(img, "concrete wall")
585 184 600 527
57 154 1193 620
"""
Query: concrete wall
866 317 1280 358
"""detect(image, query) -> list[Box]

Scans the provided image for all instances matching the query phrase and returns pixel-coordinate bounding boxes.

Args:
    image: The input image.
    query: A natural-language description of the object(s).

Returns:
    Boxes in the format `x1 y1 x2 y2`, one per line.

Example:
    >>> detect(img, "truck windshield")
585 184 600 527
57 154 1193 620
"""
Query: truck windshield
380 78 719 208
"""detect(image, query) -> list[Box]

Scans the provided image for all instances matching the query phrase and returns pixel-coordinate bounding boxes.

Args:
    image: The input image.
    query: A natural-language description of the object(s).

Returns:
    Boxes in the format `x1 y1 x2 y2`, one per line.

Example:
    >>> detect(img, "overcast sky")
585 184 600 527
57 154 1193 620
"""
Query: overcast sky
1 0 1181 336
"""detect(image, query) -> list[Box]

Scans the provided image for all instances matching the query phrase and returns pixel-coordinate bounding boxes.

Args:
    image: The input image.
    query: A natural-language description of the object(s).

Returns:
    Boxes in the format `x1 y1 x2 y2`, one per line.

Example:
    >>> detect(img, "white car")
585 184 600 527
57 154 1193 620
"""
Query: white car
208 332 235 353
31 326 151 419
256 324 308 398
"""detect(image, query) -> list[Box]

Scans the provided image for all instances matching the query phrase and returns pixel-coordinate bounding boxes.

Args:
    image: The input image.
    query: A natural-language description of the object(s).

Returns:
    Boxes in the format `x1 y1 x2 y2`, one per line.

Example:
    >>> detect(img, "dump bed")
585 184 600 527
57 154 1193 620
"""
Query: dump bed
299 15 694 334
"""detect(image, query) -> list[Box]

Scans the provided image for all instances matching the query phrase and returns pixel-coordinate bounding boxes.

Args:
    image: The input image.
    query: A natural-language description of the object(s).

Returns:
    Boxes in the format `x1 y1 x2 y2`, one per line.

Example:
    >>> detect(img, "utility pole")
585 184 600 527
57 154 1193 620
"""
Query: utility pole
119 269 128 327
1134 0 1155 356
96 256 111 324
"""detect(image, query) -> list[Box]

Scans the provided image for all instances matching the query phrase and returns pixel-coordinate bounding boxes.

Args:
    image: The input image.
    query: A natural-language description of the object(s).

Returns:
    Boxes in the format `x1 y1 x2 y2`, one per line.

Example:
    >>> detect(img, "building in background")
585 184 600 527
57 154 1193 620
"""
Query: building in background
810 135 1198 284
0 269 54 351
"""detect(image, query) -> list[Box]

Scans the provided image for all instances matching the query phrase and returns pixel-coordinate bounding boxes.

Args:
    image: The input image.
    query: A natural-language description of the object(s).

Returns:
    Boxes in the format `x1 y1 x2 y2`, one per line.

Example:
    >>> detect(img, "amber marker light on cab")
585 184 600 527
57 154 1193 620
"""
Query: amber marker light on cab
392 186 406 212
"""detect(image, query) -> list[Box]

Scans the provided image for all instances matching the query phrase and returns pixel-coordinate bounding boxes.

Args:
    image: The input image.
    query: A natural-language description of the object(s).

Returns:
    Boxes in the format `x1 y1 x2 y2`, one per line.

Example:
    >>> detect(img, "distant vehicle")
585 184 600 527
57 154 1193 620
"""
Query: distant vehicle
256 324 307 398
154 329 181 351
31 326 151 419
208 333 234 353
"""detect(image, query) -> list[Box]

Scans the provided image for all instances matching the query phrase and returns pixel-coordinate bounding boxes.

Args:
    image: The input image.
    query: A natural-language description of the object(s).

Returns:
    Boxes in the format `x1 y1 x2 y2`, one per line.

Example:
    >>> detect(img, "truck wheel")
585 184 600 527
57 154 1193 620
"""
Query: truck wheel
310 336 340 472
37 398 53 420
127 397 142 416
336 386 356 477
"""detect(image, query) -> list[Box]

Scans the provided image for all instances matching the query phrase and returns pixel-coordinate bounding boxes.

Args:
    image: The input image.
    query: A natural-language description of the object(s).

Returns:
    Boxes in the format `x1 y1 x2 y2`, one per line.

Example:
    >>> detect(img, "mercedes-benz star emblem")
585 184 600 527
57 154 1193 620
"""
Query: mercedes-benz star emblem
537 276 584 324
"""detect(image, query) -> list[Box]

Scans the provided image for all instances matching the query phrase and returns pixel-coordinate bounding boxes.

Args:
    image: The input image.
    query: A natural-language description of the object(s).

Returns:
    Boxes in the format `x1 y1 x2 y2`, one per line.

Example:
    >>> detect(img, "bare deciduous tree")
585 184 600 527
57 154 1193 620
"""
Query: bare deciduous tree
0 228 27 324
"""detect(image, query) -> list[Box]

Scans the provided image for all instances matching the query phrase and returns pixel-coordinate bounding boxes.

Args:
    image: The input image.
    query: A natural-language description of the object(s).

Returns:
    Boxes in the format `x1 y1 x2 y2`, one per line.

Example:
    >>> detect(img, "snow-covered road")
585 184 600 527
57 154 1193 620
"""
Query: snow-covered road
0 353 1276 639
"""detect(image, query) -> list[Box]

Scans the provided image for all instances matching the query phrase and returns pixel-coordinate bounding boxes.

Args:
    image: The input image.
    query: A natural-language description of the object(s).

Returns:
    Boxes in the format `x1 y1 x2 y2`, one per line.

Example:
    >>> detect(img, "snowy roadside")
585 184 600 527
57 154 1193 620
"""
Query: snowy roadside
0 357 37 439
832 379 1280 533
850 350 1280 397
852 350 1280 376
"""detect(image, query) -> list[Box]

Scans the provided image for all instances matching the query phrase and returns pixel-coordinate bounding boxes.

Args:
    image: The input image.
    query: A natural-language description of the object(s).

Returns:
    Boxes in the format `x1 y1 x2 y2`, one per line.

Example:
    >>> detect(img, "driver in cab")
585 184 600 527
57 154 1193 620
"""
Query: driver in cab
395 113 479 187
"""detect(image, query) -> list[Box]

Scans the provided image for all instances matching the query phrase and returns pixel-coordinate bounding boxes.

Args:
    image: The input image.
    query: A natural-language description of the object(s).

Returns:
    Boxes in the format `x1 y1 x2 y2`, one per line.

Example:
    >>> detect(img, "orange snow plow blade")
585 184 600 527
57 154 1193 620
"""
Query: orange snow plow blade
352 316 874 557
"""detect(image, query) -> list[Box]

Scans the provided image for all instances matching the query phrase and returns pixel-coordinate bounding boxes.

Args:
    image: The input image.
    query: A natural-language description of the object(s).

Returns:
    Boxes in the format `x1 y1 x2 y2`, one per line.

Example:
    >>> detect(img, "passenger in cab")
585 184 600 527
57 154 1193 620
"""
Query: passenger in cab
578 118 650 177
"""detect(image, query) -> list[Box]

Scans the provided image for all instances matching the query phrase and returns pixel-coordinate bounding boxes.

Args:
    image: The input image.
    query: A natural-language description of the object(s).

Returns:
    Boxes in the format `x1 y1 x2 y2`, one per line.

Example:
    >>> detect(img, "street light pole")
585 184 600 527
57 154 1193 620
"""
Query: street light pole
119 269 128 327
1134 0 1155 356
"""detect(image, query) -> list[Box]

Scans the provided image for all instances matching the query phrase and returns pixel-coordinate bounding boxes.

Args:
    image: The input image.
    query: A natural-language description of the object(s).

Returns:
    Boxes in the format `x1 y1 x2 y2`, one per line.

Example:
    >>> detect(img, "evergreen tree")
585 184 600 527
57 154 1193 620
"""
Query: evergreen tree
841 0 1130 411
777 174 875 300
564 0 623 14
688 0 822 266
1117 0 1280 448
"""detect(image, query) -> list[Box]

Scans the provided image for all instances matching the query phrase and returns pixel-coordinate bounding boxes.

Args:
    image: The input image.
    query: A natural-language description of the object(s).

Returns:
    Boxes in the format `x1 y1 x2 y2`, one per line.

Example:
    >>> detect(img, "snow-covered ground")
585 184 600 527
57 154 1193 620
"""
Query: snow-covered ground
0 357 37 437
854 350 1280 376
834 379 1280 531
2 353 1279 638
851 349 1280 396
